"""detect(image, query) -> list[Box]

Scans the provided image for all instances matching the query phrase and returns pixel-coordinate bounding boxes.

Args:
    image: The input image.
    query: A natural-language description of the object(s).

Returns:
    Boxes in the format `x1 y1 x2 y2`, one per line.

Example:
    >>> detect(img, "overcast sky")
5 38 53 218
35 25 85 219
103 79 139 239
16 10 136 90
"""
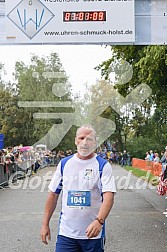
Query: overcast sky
0 44 112 96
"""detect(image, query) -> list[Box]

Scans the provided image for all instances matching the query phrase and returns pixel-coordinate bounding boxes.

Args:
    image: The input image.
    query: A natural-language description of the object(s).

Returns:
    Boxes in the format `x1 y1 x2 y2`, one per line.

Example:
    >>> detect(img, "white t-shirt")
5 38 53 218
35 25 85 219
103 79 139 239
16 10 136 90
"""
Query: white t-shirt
48 154 116 239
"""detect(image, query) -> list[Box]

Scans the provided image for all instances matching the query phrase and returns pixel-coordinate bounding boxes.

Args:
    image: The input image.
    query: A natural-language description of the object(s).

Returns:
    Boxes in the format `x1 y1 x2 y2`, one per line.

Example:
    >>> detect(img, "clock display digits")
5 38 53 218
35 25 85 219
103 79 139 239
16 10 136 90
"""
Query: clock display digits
85 12 90 21
79 12 84 21
71 13 76 21
63 11 106 22
93 12 98 21
64 12 70 21
99 12 104 21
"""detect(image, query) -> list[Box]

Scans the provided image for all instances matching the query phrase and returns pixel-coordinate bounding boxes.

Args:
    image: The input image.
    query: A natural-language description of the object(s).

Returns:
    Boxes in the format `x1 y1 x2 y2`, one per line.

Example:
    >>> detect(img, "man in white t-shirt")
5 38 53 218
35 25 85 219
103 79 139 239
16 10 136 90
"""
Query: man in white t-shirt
40 125 116 252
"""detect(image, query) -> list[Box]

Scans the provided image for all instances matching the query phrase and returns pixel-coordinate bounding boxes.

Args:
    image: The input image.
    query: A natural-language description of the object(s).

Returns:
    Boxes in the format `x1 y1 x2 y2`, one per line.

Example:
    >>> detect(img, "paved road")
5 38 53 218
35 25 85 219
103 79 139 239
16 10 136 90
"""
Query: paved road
0 164 166 252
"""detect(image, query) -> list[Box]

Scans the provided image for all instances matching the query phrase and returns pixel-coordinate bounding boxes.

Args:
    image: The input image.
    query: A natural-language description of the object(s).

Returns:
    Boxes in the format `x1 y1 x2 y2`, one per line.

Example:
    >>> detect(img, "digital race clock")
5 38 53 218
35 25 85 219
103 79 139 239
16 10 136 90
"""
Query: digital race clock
63 11 106 22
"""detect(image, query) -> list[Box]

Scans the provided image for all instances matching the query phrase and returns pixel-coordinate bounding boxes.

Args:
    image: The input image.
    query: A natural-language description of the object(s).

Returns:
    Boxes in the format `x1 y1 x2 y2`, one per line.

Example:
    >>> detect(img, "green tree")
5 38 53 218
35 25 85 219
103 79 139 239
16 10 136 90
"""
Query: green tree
0 83 24 146
95 45 167 155
0 53 81 150
84 80 124 150
12 52 74 149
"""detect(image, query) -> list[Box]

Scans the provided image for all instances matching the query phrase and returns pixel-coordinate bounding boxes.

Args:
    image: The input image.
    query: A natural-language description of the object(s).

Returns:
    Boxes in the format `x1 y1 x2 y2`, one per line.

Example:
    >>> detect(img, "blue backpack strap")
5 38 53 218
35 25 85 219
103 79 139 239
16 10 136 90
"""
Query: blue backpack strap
96 155 108 178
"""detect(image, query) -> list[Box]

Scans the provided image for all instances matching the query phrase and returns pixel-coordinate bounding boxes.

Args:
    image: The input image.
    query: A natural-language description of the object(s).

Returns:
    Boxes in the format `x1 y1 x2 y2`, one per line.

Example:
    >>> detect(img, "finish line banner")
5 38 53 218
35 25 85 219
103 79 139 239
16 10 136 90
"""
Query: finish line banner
5 0 135 44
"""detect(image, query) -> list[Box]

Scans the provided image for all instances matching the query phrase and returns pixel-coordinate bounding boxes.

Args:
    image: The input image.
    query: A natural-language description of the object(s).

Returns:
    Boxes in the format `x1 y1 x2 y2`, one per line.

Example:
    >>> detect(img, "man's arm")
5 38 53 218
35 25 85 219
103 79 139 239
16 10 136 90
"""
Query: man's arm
86 191 114 238
40 191 59 244
96 191 114 221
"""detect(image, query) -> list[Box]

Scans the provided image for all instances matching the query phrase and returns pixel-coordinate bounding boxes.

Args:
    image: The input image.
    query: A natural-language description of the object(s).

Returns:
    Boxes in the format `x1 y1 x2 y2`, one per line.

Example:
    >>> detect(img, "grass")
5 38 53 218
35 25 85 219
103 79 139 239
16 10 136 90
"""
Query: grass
123 165 159 186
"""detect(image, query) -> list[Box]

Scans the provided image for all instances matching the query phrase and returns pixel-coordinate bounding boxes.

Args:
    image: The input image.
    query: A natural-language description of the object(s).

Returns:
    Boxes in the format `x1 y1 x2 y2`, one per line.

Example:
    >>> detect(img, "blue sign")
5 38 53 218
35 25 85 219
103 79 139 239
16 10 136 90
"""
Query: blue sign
67 191 91 207
0 134 4 150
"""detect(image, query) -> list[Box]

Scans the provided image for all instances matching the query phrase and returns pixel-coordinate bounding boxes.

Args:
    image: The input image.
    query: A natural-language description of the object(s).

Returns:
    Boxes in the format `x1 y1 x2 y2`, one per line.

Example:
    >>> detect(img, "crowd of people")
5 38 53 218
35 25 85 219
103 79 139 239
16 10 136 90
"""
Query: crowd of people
0 145 77 176
0 142 132 178
144 147 167 197
145 150 162 163
150 147 167 197
97 147 131 167
0 146 56 175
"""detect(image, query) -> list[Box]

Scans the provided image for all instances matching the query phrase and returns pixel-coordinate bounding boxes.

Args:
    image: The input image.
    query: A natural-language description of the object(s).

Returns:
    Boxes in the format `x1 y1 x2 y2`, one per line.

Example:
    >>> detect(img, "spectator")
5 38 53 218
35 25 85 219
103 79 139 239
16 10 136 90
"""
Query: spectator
121 150 128 167
149 150 154 161
154 153 160 163
160 150 167 172
0 150 5 164
160 151 164 159
109 151 114 164
145 151 150 160
127 152 131 166
34 159 41 173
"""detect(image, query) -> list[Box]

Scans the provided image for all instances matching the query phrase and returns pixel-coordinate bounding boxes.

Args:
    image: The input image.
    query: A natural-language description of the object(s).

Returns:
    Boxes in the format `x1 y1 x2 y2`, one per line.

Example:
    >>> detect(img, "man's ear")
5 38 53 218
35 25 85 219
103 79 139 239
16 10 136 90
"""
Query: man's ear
93 142 98 151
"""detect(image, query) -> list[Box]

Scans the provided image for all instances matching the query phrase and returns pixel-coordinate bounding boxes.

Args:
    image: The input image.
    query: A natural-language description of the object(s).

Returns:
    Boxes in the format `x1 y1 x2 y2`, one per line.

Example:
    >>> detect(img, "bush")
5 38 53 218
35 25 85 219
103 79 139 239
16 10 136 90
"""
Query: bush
126 136 165 159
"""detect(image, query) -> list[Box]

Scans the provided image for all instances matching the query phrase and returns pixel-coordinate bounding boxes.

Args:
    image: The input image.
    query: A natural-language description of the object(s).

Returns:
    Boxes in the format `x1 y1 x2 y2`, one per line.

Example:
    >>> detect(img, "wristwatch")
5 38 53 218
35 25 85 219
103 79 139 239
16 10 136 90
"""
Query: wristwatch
95 217 104 225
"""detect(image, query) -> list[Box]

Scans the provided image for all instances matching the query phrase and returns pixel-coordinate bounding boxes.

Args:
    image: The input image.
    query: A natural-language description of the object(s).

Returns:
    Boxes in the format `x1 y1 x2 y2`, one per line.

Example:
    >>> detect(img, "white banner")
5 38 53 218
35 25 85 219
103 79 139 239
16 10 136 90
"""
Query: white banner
0 1 5 42
5 0 135 44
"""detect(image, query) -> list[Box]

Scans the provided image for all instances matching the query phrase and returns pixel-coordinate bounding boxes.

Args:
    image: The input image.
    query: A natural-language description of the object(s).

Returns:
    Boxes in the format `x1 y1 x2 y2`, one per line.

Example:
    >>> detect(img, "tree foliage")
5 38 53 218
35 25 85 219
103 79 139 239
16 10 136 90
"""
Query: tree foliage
0 53 76 150
95 45 167 157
